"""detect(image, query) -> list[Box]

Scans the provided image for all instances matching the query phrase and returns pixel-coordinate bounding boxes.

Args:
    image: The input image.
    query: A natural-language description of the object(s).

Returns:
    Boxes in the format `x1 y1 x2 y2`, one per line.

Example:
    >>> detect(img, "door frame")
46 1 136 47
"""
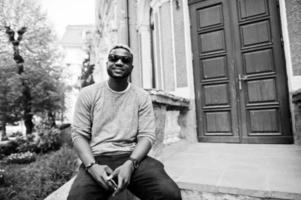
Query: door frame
277 0 297 138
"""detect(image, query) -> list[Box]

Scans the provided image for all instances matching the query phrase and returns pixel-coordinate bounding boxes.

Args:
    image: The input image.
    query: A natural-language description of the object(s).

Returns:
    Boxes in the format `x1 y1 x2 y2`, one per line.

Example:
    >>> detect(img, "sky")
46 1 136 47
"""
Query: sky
40 0 95 38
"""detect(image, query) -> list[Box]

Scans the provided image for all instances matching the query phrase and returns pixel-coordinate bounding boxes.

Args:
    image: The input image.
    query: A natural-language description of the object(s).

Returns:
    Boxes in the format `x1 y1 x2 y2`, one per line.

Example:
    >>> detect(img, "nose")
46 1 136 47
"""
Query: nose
115 58 123 65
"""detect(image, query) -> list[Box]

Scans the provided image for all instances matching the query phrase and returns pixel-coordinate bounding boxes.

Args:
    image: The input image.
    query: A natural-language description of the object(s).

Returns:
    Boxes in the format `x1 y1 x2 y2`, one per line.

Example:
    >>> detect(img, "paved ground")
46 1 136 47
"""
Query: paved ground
160 141 301 199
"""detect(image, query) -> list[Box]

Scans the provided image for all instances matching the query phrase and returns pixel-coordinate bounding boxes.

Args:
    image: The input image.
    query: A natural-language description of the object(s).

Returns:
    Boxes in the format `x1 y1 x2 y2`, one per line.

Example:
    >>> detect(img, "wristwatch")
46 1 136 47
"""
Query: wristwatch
85 161 96 170
128 157 140 169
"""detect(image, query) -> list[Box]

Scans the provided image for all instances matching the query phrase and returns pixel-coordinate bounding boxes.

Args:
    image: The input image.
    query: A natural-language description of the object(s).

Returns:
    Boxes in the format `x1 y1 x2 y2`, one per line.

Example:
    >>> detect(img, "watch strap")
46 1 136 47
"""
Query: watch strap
128 157 139 169
85 161 96 170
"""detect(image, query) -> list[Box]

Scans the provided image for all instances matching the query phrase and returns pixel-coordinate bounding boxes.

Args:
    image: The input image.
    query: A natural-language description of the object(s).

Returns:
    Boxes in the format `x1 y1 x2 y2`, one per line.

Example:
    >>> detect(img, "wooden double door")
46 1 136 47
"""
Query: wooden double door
189 0 293 143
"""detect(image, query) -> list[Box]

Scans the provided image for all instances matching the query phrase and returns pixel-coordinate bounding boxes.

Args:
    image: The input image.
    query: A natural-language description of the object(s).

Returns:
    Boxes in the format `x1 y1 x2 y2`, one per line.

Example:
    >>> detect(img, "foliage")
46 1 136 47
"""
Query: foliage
0 169 5 185
9 131 23 138
0 126 63 157
0 145 78 200
0 65 22 122
5 151 36 164
14 135 38 153
0 0 65 135
0 140 18 157
0 63 23 138
36 128 62 153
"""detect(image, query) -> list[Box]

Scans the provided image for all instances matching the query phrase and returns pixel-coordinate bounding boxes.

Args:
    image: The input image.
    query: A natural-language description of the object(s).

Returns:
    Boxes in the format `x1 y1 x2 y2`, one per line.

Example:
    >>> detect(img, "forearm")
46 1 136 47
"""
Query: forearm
73 135 95 166
130 137 152 162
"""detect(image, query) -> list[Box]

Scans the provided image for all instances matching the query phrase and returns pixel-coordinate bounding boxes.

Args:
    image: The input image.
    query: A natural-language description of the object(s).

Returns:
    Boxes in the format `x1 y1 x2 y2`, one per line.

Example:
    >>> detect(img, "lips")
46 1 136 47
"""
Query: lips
113 68 123 73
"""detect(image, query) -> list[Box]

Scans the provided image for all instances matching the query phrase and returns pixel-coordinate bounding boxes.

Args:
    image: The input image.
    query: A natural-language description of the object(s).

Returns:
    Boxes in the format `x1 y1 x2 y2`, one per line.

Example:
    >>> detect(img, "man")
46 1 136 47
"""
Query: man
67 44 182 200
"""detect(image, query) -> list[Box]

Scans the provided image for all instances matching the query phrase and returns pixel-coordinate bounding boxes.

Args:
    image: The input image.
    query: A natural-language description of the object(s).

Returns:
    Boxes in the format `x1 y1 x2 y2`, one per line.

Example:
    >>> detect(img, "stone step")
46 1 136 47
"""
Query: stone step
44 178 294 200
179 182 297 200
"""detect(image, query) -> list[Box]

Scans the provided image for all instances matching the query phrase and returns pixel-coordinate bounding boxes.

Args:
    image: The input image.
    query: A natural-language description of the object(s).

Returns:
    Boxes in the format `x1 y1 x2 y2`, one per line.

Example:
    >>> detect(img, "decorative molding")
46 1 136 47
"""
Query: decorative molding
151 0 170 11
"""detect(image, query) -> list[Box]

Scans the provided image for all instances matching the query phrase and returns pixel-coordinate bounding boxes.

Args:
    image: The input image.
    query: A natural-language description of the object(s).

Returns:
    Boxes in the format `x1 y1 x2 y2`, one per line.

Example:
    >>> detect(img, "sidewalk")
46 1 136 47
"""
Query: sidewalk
161 141 301 200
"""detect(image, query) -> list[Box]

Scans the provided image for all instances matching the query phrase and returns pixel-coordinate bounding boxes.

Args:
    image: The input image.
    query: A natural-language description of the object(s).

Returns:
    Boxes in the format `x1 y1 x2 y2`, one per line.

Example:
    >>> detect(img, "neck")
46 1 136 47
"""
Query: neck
108 78 129 92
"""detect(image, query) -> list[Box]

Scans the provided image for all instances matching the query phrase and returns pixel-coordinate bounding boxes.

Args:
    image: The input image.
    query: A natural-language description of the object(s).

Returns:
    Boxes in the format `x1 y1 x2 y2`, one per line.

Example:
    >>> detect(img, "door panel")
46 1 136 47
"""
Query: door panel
231 0 292 143
189 0 293 143
238 0 268 19
243 49 274 74
240 20 271 47
190 0 240 142
199 30 225 53
202 57 227 79
248 109 280 134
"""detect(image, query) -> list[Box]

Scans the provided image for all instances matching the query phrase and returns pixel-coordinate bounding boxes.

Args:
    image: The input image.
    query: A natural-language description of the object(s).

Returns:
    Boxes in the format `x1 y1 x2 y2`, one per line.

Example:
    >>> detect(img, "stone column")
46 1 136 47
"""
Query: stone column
138 24 153 89
118 0 129 45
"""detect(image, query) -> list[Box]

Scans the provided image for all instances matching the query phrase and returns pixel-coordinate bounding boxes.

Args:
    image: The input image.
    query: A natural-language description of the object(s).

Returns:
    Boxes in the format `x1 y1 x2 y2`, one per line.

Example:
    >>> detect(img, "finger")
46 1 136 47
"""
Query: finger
124 179 129 188
112 176 122 196
109 169 118 179
104 166 113 175
102 172 113 189
106 177 117 189
99 178 110 190
107 173 114 181
105 172 117 191
117 174 124 190
109 179 118 190
112 189 118 197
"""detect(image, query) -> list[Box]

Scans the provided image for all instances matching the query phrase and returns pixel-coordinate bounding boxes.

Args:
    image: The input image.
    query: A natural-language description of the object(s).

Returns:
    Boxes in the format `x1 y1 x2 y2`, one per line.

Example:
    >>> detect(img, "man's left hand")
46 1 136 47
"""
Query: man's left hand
109 160 134 196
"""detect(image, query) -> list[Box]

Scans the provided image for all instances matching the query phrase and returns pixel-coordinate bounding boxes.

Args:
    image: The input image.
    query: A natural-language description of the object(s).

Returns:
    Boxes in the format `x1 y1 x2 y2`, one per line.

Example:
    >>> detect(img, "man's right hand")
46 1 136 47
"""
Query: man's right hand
87 164 115 190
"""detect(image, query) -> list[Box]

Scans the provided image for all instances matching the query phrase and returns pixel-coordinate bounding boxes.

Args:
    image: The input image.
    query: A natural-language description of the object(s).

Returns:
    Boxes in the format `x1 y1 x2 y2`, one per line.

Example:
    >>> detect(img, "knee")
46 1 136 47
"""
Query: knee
160 182 182 200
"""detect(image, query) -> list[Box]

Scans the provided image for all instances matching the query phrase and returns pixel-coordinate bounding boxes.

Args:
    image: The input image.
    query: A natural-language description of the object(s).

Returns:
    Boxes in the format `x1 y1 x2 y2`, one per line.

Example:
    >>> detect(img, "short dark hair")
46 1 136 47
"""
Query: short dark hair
108 44 133 58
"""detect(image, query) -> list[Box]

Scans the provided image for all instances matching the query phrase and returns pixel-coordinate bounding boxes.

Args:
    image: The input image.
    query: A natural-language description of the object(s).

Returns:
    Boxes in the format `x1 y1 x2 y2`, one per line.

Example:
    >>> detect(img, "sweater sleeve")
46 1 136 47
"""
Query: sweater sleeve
71 89 93 142
137 94 156 145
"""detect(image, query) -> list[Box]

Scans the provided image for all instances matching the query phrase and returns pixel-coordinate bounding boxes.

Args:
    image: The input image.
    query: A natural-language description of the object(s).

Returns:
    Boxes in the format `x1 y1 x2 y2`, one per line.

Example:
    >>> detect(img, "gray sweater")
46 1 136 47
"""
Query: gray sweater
71 81 156 156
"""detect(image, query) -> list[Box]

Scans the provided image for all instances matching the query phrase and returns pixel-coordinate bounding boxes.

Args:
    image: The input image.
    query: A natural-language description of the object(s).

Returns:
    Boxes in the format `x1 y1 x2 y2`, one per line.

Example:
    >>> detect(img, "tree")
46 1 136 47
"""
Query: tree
0 58 23 139
80 55 95 88
0 0 64 136
80 31 95 88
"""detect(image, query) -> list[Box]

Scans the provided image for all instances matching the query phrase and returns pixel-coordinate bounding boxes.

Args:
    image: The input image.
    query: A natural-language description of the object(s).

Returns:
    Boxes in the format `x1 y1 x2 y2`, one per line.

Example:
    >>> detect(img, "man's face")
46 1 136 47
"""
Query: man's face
106 48 133 79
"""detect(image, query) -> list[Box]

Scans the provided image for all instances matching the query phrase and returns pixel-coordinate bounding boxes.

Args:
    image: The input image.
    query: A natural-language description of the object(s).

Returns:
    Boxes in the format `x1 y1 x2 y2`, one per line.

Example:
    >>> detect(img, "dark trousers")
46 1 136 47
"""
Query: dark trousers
67 154 182 200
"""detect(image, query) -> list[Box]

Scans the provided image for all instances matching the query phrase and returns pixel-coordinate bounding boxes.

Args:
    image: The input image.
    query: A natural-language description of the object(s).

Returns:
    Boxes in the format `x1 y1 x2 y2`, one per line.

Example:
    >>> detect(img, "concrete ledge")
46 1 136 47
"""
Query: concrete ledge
45 174 301 200
146 89 190 108
178 181 301 200
45 141 301 200
44 177 75 200
164 143 301 200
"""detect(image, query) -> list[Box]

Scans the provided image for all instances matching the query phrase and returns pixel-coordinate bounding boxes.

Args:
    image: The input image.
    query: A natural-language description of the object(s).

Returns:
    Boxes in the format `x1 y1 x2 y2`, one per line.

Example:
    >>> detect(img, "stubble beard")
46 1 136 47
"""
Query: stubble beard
107 68 131 80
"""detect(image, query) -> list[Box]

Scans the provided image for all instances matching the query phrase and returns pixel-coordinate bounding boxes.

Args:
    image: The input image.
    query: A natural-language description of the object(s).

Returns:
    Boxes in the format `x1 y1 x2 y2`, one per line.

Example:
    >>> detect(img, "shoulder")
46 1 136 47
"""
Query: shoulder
78 82 105 100
130 84 150 97
130 84 152 104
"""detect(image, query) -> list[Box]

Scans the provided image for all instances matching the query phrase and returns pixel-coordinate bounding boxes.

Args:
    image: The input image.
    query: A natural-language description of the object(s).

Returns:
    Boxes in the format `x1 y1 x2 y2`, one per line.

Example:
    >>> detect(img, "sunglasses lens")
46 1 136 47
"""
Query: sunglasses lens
108 54 118 62
121 57 132 64
108 54 132 64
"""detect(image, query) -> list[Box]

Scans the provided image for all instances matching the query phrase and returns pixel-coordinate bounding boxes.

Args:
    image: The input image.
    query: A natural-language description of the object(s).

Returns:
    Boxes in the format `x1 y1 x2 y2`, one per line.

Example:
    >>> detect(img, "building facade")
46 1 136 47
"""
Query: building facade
60 25 94 122
94 0 301 144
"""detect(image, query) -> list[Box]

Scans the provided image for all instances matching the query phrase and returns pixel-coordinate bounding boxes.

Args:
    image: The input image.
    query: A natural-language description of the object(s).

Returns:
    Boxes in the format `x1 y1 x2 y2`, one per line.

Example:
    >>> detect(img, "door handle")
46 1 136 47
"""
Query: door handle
238 74 248 90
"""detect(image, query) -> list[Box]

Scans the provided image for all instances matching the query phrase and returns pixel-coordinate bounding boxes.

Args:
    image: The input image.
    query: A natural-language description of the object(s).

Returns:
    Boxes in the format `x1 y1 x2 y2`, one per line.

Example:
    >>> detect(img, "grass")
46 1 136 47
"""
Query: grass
0 145 78 200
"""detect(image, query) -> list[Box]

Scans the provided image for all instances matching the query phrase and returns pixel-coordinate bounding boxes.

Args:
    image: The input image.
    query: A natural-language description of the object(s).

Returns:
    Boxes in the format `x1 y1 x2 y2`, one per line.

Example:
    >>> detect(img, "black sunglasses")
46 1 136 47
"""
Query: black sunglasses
108 54 133 64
